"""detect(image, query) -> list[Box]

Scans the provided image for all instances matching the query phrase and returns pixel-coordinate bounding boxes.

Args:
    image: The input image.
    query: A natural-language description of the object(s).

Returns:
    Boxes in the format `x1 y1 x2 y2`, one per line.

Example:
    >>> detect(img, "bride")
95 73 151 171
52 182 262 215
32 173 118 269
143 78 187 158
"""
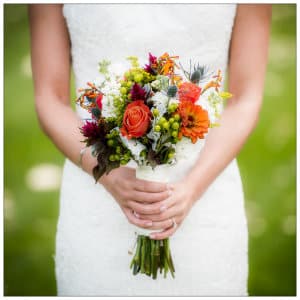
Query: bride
29 3 271 296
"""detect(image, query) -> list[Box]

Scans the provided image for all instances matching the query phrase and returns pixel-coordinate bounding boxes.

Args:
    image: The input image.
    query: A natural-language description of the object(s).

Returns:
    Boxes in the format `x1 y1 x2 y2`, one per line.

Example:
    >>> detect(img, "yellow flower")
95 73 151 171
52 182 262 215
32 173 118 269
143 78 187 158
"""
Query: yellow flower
219 91 233 100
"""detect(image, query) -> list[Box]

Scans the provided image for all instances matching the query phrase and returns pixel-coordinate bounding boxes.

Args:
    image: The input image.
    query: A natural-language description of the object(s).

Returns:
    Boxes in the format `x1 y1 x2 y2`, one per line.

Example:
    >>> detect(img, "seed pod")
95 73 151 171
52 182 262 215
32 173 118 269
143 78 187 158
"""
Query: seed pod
167 85 177 97
191 70 201 84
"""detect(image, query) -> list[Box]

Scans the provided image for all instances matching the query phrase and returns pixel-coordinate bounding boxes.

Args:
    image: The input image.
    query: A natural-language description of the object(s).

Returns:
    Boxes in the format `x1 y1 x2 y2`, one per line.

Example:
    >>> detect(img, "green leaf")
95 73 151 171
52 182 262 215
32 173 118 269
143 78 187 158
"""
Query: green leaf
91 108 101 119
92 164 105 182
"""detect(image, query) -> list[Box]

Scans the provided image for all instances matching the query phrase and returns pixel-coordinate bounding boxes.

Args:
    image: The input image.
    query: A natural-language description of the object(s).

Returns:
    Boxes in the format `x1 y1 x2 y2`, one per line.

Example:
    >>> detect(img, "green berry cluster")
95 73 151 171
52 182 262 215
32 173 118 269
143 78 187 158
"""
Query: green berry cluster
113 95 127 126
124 68 155 86
154 114 181 142
106 131 131 165
167 103 178 113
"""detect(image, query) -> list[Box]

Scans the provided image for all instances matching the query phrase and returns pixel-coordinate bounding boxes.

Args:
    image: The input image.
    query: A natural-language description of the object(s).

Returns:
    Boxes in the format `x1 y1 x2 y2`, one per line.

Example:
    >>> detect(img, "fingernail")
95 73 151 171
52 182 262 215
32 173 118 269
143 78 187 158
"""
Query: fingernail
167 189 173 196
133 211 140 218
150 233 156 239
160 205 167 212
145 221 153 226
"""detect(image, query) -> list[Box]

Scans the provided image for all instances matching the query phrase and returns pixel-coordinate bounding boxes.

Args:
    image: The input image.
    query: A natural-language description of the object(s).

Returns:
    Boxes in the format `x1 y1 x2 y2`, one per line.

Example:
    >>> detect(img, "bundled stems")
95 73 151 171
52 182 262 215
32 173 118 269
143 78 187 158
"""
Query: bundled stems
130 235 175 279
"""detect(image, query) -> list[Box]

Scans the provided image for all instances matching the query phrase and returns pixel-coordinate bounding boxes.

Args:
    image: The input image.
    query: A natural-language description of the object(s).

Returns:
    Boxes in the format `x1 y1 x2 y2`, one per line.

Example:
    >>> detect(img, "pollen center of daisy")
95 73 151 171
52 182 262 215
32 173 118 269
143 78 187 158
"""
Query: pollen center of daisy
187 115 194 124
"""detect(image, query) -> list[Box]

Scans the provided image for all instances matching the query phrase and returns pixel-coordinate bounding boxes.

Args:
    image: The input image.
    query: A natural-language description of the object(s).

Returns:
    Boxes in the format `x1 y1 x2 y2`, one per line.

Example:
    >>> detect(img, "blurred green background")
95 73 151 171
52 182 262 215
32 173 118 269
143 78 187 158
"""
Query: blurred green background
4 4 296 296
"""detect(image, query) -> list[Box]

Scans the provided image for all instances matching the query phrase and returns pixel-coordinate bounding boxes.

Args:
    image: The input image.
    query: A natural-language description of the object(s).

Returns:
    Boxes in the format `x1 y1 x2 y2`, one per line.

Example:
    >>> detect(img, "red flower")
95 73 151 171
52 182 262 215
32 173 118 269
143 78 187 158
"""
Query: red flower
130 83 146 101
144 52 157 74
81 121 102 139
120 100 151 138
178 82 201 103
96 93 103 110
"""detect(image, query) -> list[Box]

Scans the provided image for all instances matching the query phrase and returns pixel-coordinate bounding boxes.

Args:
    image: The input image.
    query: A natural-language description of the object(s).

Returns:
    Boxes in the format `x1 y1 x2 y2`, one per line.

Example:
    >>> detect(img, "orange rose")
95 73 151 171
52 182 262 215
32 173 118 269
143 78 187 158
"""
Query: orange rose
120 100 151 138
178 82 201 103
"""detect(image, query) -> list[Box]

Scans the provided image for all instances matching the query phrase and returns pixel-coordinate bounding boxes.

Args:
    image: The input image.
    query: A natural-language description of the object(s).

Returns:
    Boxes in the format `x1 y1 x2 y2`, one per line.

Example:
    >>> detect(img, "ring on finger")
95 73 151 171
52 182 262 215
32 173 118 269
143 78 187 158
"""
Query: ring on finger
132 210 140 218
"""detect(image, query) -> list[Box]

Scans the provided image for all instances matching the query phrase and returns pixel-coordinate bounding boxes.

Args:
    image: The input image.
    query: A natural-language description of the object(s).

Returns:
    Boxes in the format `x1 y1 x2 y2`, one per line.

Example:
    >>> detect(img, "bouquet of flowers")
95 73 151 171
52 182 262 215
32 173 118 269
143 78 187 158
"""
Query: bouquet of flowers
76 52 232 279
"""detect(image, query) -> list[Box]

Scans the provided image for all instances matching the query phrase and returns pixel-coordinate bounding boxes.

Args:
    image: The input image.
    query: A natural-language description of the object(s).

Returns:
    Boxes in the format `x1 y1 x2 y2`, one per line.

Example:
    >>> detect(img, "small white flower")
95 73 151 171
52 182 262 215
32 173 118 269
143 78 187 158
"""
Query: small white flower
150 92 170 116
101 95 116 118
101 79 121 97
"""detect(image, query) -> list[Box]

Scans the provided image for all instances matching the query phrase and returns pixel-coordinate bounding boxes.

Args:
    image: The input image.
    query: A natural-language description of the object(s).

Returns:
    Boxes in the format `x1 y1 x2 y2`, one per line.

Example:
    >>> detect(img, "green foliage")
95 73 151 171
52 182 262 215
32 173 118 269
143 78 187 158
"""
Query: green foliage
98 59 111 75
92 142 120 182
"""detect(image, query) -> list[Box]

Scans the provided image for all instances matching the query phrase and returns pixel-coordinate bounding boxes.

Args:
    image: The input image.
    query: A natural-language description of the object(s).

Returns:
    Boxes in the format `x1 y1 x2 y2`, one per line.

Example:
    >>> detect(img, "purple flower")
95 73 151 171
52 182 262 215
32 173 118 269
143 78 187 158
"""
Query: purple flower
81 121 101 139
130 83 146 101
144 64 153 74
143 52 157 74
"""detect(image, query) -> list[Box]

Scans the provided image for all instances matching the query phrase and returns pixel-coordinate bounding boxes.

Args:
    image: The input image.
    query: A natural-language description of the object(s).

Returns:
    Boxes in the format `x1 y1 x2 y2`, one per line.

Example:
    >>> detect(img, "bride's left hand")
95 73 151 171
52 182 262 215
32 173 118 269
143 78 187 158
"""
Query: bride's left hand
133 179 198 240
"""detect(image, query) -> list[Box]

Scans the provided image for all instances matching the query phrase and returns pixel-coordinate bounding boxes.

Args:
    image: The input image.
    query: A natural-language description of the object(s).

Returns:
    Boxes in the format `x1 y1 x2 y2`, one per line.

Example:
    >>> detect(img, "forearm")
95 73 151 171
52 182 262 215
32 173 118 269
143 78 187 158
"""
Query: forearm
35 92 97 175
185 94 262 200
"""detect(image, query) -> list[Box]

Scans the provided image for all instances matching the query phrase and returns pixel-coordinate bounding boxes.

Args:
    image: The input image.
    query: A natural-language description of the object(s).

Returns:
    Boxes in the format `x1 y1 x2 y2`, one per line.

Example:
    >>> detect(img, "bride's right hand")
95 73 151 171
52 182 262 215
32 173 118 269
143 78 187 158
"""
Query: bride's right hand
99 166 171 228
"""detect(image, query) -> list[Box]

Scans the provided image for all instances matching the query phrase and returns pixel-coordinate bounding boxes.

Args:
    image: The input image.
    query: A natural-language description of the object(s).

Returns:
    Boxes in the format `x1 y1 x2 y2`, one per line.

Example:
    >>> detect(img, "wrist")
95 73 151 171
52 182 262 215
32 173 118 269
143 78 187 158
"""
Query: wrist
182 174 206 204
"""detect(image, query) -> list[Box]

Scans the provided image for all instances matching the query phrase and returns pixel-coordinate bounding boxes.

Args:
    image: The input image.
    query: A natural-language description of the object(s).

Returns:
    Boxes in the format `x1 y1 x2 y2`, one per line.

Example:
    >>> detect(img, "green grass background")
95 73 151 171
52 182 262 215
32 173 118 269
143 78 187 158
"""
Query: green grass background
4 4 296 296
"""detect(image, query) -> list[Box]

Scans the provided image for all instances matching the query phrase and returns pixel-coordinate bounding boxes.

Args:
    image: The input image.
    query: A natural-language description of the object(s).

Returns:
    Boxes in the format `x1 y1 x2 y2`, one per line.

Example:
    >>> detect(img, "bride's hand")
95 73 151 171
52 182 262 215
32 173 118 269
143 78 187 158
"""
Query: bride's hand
99 166 171 228
134 179 199 240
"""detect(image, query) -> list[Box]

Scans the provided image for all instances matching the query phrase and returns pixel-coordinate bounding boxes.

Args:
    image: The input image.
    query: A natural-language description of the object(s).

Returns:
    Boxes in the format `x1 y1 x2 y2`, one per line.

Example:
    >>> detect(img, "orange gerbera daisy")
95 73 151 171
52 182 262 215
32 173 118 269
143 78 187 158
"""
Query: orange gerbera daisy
178 101 210 143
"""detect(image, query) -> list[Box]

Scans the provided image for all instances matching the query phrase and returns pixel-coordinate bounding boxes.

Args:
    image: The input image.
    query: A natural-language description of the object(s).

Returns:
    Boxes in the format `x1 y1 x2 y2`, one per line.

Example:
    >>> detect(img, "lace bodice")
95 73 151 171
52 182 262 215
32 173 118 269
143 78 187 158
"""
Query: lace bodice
63 4 237 114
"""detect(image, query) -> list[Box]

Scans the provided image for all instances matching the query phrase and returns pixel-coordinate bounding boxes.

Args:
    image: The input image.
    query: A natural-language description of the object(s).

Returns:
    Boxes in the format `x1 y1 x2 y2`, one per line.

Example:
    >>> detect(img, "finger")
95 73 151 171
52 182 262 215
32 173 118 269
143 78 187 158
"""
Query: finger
137 202 178 220
123 208 153 228
134 179 168 193
127 200 163 215
130 189 171 203
149 222 177 240
147 218 174 230
128 196 175 215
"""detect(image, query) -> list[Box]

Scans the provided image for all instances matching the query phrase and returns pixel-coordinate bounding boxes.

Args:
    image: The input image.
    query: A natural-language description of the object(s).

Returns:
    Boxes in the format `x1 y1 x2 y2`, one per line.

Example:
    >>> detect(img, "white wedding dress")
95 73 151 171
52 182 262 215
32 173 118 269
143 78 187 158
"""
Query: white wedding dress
55 4 249 296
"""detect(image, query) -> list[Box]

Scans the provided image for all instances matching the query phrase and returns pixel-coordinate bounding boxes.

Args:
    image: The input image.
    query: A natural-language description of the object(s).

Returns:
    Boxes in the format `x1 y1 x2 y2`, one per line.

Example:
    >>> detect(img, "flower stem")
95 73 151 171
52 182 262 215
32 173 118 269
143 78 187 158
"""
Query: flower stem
129 235 175 279
140 236 146 274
